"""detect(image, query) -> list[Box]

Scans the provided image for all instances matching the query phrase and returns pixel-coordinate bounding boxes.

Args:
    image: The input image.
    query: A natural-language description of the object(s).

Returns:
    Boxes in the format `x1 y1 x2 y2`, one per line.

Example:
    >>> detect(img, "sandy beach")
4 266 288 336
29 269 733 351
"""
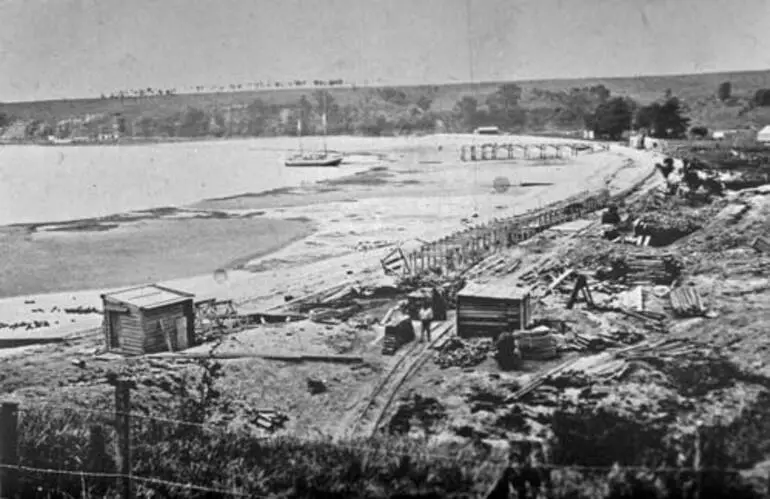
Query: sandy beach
0 134 659 343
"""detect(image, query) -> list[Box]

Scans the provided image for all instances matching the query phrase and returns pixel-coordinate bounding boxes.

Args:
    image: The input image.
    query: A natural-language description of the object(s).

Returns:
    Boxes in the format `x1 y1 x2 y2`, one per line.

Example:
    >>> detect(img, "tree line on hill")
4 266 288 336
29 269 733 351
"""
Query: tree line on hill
109 84 692 141
99 78 348 101
7 78 770 141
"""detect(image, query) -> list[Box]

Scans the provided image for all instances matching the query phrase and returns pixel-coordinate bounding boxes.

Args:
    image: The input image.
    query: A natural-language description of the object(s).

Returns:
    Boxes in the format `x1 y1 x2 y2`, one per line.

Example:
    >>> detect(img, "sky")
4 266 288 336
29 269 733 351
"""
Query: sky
1 0 769 102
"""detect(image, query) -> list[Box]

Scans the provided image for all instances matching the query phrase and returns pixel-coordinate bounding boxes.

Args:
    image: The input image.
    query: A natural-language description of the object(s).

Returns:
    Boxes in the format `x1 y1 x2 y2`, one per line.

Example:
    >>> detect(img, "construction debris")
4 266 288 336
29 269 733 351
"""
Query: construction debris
495 332 522 371
434 337 494 369
307 377 328 395
752 236 770 254
382 314 416 355
387 394 446 436
308 303 362 324
599 251 684 285
253 410 290 432
669 286 706 317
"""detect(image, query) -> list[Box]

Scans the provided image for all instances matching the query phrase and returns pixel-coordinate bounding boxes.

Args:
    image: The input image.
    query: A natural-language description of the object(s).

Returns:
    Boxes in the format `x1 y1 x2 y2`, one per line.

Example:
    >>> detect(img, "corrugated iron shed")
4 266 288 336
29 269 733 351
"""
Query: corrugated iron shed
102 284 194 310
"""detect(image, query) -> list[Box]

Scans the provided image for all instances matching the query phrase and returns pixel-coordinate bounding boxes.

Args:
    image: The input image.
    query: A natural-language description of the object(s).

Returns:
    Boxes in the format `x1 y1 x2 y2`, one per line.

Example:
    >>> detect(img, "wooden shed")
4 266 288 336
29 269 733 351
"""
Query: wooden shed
101 284 196 355
456 282 531 338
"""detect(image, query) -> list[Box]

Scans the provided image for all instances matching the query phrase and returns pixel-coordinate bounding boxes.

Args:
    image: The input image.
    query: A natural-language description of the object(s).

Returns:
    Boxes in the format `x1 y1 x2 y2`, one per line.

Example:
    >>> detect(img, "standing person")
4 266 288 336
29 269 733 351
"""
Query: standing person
418 299 433 342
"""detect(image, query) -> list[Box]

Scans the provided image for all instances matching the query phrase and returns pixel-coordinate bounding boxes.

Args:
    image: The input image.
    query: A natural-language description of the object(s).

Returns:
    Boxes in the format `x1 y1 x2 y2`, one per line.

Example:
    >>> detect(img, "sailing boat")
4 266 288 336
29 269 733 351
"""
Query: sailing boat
284 94 343 167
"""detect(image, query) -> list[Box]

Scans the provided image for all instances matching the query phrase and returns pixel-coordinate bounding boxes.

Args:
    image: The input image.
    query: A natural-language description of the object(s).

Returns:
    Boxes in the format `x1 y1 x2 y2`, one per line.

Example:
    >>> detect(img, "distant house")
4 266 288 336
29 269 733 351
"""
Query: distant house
101 284 196 355
474 126 501 135
712 130 732 140
757 125 770 143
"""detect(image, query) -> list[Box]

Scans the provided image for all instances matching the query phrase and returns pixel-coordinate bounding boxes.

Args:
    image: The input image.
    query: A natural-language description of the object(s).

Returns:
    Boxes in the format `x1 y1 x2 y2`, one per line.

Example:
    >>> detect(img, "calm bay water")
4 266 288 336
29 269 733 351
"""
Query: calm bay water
0 136 395 225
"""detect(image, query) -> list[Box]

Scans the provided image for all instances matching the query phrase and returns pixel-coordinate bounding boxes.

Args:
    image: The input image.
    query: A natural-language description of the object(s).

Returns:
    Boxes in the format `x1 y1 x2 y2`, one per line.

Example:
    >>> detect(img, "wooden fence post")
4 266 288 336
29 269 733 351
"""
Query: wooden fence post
114 381 132 499
89 425 108 476
0 402 19 499
694 424 702 499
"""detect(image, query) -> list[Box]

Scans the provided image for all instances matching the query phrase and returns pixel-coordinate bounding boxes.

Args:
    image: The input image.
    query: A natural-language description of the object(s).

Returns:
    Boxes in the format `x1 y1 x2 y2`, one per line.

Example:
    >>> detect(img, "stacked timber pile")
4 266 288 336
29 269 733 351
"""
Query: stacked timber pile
382 313 416 355
563 329 644 353
605 251 684 285
434 337 494 369
514 326 559 360
670 286 706 317
456 282 531 338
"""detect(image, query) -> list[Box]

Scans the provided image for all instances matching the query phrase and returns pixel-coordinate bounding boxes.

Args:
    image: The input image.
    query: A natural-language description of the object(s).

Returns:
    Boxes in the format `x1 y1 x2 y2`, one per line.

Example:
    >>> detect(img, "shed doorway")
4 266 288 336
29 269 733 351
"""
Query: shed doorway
109 312 122 349
175 317 188 350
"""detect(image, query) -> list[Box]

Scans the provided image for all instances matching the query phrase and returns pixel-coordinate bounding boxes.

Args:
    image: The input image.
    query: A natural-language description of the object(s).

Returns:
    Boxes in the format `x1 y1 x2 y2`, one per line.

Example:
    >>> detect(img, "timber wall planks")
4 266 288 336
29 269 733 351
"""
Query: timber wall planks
142 302 192 354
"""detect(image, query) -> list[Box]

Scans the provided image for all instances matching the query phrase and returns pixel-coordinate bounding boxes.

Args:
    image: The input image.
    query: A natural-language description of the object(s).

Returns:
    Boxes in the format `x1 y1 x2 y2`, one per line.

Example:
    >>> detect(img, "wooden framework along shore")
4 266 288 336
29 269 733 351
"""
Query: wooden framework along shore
389 189 611 279
459 142 610 162
101 284 196 356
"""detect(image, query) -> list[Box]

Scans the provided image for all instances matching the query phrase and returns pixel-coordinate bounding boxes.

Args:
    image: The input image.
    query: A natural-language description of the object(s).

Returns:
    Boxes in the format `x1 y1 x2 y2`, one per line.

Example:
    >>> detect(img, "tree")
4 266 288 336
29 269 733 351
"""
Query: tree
657 97 689 138
453 96 479 130
589 84 611 104
486 83 525 129
754 89 770 107
297 95 314 130
486 83 522 116
717 81 731 102
378 87 408 105
177 107 208 136
592 97 634 140
416 94 433 112
246 99 269 136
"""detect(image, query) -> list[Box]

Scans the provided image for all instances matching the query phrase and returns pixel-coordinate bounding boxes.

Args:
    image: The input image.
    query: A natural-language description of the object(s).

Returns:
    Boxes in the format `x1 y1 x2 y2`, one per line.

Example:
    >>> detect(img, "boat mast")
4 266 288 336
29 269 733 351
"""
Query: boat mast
322 91 328 155
297 118 303 154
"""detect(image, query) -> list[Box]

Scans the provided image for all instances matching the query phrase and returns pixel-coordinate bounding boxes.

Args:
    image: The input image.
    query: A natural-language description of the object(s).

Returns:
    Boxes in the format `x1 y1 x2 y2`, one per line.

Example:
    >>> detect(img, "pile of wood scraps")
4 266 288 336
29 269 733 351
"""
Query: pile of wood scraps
669 286 706 317
614 307 668 332
618 337 710 361
753 236 770 254
463 253 522 280
253 409 289 433
507 337 707 403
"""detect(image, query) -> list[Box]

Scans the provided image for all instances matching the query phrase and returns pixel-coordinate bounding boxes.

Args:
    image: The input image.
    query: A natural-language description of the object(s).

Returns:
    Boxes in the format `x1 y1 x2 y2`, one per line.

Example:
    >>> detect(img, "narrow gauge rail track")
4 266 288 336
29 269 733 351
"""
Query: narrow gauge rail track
346 315 456 440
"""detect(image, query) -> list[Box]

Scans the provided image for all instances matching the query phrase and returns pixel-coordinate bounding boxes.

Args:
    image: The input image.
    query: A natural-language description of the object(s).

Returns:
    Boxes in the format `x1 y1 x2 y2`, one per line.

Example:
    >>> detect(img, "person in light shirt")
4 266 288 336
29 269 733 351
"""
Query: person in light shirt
418 300 433 342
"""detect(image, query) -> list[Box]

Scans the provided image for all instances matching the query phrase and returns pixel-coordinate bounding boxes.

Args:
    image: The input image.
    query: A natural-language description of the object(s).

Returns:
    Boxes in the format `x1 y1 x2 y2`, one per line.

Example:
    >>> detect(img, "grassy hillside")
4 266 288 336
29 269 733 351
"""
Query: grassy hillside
3 69 770 140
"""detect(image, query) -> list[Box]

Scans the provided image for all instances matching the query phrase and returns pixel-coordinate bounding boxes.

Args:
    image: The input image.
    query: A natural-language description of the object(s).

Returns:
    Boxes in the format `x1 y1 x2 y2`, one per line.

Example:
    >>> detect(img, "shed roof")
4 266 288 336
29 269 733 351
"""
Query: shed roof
102 284 194 310
457 281 530 300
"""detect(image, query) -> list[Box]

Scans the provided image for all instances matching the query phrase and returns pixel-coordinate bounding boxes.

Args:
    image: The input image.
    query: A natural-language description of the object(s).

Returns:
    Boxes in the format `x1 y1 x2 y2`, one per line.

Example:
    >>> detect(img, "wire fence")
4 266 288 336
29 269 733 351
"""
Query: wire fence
3 389 768 499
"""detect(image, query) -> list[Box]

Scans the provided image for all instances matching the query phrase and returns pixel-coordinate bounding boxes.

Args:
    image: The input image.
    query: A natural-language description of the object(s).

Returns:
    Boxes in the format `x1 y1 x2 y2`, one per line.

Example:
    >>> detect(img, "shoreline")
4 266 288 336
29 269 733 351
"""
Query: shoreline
0 137 655 343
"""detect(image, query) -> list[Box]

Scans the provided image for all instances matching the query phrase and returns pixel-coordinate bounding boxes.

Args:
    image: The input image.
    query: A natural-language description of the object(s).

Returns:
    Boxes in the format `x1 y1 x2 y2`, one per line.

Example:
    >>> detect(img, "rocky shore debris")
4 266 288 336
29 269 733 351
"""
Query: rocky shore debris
0 320 52 330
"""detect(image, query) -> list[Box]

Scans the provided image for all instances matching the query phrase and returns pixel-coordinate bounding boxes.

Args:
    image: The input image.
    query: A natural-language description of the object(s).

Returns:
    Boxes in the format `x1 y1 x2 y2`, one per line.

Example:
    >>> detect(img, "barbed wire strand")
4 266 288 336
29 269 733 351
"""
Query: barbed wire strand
0 461 755 482
19 402 503 464
0 463 260 497
17 401 760 469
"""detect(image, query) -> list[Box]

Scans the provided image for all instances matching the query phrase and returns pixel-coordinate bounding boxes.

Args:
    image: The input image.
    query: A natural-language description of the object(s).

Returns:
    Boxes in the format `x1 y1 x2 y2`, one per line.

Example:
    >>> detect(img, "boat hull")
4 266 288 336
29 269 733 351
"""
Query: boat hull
285 156 343 167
